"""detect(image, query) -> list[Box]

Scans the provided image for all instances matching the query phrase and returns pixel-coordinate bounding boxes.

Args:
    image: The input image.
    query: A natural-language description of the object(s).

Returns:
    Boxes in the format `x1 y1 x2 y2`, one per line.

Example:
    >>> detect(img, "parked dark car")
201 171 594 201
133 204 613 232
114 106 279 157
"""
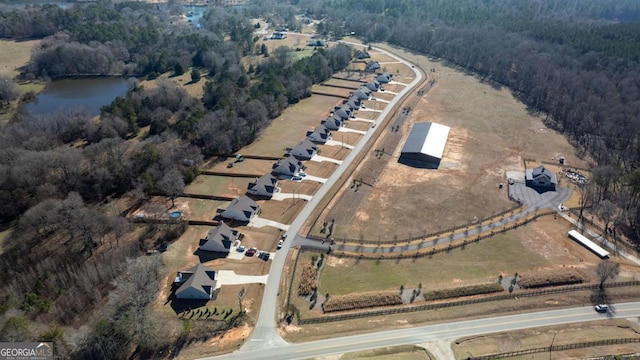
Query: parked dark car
245 248 257 257
159 243 170 252
258 252 270 261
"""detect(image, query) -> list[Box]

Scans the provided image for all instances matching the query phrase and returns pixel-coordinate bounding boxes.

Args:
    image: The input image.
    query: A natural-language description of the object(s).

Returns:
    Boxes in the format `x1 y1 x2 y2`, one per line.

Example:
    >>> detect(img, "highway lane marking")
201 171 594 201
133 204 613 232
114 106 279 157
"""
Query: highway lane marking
294 306 640 354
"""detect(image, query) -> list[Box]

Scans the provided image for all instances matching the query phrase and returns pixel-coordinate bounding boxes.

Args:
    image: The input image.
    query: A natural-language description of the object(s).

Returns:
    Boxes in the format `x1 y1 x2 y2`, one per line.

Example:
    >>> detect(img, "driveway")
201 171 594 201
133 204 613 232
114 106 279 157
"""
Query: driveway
215 270 268 290
310 155 342 165
248 216 289 230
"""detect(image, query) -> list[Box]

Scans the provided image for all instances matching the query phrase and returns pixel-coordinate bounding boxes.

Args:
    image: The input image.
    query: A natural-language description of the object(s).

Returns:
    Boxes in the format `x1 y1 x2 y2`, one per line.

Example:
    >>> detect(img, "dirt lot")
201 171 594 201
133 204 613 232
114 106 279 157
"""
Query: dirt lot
320 47 591 240
452 319 640 359
203 158 275 175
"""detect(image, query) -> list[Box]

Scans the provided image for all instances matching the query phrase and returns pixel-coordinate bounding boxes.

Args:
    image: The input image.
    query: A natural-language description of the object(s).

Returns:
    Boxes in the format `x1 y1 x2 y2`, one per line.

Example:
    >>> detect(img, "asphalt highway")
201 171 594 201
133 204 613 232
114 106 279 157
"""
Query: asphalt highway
202 301 640 360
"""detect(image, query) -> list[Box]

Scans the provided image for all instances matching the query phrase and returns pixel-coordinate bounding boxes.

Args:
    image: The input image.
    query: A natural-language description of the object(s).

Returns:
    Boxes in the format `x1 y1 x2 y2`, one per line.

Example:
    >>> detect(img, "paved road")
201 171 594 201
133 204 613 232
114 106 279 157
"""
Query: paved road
235 41 424 353
202 301 640 360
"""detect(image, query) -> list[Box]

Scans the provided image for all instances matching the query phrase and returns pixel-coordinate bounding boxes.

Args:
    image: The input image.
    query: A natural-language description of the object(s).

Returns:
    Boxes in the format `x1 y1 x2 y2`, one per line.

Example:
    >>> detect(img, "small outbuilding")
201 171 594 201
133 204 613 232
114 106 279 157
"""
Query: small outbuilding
525 166 557 192
398 122 450 169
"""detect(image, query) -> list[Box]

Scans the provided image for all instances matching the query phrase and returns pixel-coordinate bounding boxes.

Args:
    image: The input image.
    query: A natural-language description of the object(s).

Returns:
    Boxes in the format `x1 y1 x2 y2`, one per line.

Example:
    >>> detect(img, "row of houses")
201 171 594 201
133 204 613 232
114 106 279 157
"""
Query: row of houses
172 71 396 300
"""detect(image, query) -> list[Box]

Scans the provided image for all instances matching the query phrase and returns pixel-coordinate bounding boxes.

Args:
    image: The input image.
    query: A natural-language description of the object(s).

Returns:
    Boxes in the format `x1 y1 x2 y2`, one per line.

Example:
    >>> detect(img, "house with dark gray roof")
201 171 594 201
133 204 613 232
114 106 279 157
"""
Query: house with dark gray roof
290 139 318 159
175 263 217 300
344 95 361 111
354 87 372 100
365 80 381 92
247 173 279 198
272 157 303 177
321 115 344 131
525 166 557 192
199 221 239 253
306 124 331 144
220 195 259 222
365 61 380 72
333 104 353 120
376 72 393 84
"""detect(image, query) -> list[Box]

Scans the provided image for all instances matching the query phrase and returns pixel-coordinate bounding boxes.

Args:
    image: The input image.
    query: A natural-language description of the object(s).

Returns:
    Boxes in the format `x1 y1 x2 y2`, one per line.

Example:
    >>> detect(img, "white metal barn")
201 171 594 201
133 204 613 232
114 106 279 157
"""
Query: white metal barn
398 122 450 169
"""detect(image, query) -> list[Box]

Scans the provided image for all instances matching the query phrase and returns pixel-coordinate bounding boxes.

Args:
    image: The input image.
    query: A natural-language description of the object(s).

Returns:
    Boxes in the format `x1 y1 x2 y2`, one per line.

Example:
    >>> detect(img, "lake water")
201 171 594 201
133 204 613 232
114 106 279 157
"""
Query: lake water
26 77 131 116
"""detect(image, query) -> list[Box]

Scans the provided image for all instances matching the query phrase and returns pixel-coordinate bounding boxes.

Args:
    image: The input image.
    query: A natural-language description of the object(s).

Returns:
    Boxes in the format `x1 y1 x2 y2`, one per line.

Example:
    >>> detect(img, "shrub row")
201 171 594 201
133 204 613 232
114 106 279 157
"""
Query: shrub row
297 263 318 296
322 291 402 313
518 269 584 289
423 283 504 301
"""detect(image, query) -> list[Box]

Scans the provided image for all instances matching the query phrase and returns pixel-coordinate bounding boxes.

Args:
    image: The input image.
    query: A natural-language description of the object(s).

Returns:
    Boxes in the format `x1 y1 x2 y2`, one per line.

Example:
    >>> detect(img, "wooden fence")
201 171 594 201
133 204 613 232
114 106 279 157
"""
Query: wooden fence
468 337 640 360
295 280 640 325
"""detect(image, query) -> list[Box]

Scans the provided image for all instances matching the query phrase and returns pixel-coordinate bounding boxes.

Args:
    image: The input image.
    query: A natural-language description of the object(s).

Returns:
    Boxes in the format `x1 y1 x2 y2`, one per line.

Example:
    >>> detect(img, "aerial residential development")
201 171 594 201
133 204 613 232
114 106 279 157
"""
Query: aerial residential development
0 1 639 360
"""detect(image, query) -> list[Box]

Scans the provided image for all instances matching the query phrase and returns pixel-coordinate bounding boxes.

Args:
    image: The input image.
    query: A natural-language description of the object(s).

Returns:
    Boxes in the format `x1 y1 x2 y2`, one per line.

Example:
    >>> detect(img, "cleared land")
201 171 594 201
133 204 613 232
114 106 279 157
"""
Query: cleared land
240 94 342 157
452 319 640 359
0 39 39 78
337 345 434 360
317 47 590 241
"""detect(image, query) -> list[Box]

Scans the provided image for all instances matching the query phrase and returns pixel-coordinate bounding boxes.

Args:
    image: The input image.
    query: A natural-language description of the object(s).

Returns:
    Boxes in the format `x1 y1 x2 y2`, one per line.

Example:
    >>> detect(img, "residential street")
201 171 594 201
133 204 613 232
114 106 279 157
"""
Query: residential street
234 39 424 354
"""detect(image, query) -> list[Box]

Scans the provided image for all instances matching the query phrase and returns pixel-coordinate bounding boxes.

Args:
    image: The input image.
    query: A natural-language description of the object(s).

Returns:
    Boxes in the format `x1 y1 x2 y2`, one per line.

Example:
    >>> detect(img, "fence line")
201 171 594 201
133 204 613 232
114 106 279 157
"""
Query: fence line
468 337 640 360
310 203 523 245
317 210 558 261
295 280 640 325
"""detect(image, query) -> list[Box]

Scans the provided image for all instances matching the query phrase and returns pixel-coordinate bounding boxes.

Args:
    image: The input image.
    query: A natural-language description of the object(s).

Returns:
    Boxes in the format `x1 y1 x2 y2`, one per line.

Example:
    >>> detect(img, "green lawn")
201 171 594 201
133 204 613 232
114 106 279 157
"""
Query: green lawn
184 176 249 198
181 198 227 222
317 232 549 296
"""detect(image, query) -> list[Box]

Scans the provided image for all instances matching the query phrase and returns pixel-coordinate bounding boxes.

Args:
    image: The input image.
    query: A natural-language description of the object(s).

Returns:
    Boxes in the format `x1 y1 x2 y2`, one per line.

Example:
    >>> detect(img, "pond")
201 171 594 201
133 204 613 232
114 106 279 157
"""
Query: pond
25 77 131 116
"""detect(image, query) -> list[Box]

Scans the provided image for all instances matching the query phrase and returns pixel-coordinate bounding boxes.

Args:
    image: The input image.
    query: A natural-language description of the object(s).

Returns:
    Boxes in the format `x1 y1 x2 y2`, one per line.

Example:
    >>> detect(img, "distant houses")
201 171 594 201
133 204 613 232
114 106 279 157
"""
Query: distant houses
333 104 353 120
174 263 217 300
272 156 304 177
365 80 381 92
271 32 286 40
198 221 240 253
290 139 318 160
219 195 259 222
365 61 380 72
247 173 279 198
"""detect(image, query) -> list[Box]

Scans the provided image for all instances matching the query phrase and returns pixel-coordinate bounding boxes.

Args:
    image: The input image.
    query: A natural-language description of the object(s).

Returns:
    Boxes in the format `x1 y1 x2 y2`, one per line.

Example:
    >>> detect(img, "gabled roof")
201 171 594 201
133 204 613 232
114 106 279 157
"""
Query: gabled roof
376 72 393 83
365 80 381 92
365 61 380 70
526 166 558 184
345 97 361 110
199 221 238 252
354 87 372 100
321 116 344 130
221 195 259 221
272 156 302 175
401 122 450 160
291 138 318 159
176 263 216 299
247 173 278 196
306 125 331 143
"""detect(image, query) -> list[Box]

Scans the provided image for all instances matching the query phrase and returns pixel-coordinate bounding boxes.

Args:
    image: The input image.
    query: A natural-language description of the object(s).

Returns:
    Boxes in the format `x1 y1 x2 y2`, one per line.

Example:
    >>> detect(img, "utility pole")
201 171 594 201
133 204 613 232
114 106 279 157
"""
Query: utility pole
549 332 556 360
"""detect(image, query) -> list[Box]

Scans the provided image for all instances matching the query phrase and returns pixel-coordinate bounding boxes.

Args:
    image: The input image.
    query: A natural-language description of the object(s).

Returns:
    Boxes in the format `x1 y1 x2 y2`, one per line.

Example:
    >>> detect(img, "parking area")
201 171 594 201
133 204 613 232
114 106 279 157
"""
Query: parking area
508 182 572 209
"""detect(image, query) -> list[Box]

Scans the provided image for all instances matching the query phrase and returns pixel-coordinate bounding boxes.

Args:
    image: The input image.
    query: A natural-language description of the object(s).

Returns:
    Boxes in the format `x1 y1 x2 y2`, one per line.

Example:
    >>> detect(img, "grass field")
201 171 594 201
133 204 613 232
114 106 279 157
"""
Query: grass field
185 175 250 198
240 95 341 157
337 345 433 360
0 39 39 78
452 319 640 360
317 231 549 296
